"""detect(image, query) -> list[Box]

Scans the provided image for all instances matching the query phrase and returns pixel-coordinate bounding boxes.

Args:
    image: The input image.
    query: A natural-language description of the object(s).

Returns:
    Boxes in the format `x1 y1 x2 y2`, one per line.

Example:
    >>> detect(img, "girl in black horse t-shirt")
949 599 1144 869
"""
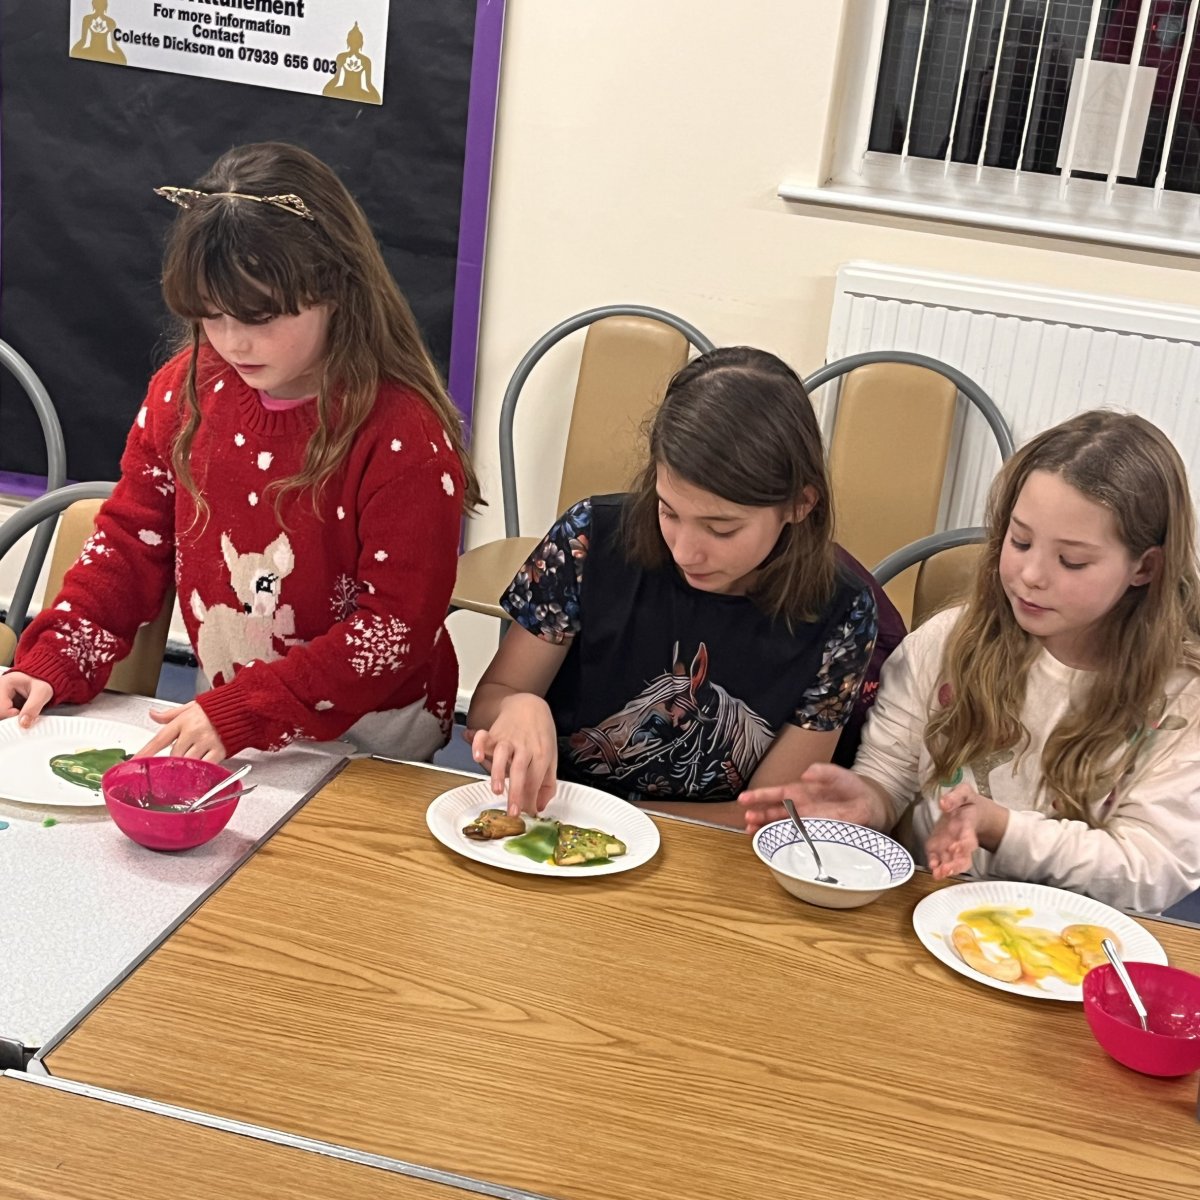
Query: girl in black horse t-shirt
466 346 891 829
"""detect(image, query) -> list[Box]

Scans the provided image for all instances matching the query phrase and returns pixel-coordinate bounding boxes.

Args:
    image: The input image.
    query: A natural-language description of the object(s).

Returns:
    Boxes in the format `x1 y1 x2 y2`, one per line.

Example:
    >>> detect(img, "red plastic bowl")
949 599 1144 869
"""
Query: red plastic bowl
1083 962 1200 1077
102 758 239 852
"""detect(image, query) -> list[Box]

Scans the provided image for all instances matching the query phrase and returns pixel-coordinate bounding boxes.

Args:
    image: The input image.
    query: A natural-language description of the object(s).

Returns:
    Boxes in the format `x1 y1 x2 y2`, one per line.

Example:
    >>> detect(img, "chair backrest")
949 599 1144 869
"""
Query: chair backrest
556 315 692 515
804 351 1013 625
0 482 174 696
912 542 983 629
0 340 67 638
499 305 716 537
872 527 986 630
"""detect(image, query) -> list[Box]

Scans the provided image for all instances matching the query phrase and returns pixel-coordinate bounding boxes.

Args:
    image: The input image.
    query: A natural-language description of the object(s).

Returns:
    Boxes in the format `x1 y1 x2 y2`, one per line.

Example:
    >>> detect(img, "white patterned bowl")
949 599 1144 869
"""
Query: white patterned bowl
752 817 915 909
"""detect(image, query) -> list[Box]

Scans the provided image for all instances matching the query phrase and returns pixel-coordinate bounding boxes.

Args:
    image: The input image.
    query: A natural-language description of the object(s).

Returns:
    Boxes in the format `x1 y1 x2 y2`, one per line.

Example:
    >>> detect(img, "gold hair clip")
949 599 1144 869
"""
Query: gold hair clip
154 185 314 221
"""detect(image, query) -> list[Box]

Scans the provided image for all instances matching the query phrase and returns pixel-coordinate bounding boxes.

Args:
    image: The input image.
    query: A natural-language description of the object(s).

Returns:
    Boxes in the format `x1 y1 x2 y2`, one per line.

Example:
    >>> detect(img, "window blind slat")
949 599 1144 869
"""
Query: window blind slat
975 0 1014 178
1154 0 1200 204
943 0 980 176
900 0 932 166
1058 0 1106 199
1105 0 1155 201
1014 0 1054 185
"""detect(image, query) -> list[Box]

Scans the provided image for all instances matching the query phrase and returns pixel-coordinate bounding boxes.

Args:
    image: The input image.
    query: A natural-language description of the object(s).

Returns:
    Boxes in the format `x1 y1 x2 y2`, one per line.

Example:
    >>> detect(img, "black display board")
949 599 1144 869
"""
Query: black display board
0 1 475 481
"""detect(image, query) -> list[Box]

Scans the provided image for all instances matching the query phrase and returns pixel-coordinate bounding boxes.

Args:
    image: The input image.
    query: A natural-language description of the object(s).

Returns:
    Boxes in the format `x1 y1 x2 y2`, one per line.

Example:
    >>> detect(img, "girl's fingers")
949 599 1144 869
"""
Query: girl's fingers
489 742 512 797
508 754 529 815
149 708 175 725
471 728 495 764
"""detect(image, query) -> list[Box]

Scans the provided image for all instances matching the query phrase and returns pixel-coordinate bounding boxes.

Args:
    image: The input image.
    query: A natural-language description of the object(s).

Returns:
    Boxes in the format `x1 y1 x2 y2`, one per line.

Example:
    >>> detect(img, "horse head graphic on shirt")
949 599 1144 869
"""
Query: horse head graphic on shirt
567 641 774 796
190 532 297 685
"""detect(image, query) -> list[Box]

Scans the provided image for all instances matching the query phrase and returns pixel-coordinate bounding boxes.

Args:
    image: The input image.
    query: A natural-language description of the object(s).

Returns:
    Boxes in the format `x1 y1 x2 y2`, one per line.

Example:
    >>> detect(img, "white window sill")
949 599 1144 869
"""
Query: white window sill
778 179 1200 259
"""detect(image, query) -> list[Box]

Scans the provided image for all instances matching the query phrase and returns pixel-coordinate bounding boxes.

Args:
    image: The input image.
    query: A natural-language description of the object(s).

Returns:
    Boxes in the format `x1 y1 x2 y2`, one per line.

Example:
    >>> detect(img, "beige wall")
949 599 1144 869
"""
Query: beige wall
447 0 1200 694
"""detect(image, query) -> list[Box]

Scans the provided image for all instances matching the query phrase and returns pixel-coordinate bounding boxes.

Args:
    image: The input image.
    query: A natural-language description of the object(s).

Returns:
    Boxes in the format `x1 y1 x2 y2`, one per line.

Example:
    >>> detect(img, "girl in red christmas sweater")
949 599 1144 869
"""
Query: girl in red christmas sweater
0 142 479 761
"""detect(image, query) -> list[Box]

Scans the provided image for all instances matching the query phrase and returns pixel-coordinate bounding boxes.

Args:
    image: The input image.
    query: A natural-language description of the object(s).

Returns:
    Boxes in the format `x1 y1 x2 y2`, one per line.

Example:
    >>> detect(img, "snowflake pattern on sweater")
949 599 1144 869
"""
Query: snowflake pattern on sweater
15 346 463 759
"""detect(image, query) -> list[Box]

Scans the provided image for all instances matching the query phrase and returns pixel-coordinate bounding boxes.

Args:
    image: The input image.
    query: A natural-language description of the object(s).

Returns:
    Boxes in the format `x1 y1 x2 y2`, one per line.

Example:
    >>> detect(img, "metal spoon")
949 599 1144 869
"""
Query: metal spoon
782 796 839 885
1102 937 1149 1032
141 786 257 813
182 764 252 813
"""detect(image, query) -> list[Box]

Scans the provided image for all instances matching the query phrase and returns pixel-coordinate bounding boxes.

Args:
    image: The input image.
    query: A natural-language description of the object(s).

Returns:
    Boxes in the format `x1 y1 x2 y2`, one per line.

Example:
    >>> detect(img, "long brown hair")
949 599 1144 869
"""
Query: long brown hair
927 410 1200 823
159 141 481 518
622 346 835 625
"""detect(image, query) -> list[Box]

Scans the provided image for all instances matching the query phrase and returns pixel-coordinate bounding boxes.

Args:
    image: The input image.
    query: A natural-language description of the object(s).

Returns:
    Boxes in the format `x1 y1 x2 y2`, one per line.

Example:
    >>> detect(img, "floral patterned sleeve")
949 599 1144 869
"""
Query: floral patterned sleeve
793 584 878 731
499 498 592 645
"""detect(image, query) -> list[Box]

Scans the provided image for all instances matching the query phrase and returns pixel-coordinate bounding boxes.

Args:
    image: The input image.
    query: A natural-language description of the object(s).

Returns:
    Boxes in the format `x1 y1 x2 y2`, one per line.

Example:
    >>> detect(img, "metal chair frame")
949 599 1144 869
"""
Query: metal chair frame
496 304 716 538
872 526 987 586
801 349 1016 463
0 483 119 626
0 340 68 635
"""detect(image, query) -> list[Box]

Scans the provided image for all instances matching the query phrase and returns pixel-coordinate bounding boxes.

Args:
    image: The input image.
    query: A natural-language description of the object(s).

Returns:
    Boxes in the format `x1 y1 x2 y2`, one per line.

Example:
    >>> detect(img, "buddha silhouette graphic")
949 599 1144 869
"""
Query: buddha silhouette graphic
71 0 127 65
322 22 382 105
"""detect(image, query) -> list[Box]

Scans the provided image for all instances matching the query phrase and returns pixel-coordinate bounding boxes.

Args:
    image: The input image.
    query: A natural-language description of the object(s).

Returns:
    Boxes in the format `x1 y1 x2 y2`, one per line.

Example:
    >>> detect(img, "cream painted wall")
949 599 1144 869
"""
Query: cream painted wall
444 0 1200 697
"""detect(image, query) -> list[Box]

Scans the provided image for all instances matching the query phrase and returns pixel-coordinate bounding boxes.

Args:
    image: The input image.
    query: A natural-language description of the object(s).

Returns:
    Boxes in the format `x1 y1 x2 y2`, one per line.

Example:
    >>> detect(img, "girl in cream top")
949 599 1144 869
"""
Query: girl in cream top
742 410 1200 915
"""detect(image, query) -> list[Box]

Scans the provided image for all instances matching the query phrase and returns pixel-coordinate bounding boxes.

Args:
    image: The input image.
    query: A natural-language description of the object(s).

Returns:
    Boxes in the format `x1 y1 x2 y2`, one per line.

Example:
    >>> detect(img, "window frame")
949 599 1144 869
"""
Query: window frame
783 1 1200 256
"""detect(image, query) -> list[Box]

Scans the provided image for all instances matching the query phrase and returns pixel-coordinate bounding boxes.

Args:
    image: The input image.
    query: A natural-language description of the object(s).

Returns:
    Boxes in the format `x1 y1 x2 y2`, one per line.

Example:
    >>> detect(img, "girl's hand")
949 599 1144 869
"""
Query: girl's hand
0 672 55 728
738 763 884 834
136 702 227 762
925 785 1008 879
470 693 558 817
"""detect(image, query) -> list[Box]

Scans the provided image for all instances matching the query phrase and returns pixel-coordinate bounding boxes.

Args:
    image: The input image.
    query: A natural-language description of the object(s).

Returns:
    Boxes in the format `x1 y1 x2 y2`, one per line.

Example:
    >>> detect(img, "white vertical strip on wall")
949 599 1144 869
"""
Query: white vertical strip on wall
1106 0 1154 201
900 0 933 166
1154 0 1200 203
1014 0 1053 182
1058 0 1105 199
824 262 1200 530
975 0 1013 179
943 0 980 176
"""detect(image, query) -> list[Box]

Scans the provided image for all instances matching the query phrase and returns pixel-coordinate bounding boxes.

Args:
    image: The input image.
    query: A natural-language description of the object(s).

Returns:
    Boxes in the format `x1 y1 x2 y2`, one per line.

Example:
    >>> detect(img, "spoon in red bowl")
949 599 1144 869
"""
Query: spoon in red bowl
1103 937 1149 1031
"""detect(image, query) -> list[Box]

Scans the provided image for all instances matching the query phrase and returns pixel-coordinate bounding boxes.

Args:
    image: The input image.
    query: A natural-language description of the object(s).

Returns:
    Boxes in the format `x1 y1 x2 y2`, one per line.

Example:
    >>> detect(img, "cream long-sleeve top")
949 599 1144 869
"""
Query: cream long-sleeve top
854 606 1200 914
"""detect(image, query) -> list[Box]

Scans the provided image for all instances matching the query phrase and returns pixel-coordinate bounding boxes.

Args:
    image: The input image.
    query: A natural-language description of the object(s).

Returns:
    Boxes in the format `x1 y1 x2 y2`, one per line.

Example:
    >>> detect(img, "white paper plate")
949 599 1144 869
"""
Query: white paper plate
426 779 660 877
913 879 1167 1002
0 716 153 807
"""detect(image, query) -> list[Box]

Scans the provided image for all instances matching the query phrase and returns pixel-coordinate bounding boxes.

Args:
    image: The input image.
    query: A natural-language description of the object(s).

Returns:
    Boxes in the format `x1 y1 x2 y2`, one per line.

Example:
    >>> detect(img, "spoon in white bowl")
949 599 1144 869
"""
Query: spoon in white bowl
182 764 252 813
782 797 838 885
1102 937 1149 1032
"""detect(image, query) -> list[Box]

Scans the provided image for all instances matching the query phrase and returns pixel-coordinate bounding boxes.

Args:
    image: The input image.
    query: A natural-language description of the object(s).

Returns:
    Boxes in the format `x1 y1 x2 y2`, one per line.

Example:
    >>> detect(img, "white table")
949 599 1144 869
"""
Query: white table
0 692 347 1051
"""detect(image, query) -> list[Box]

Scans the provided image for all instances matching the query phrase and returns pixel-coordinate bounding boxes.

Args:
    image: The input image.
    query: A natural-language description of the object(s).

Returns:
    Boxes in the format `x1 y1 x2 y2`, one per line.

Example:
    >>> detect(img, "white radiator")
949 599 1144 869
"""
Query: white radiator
824 262 1200 530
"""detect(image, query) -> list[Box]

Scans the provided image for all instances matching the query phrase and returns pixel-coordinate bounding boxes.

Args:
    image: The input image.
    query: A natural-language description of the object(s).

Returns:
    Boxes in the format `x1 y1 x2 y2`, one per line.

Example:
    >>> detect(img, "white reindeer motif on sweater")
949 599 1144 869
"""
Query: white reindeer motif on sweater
191 532 297 685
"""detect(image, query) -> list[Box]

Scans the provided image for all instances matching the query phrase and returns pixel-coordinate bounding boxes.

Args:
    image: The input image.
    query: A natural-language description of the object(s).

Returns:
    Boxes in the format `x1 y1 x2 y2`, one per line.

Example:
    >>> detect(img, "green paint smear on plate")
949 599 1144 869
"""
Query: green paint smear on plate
502 822 610 866
48 747 131 791
0 820 8 831
42 817 57 828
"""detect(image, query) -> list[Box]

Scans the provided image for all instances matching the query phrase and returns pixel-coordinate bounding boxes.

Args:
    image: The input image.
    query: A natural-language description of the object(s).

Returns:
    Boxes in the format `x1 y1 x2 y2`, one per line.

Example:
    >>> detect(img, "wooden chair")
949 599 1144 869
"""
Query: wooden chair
872 527 986 630
452 305 716 623
0 482 174 696
803 351 1012 624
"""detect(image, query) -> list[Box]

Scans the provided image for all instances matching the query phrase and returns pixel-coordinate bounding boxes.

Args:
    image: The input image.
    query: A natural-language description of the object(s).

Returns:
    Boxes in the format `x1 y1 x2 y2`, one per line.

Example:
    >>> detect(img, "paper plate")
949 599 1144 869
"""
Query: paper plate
0 716 154 807
913 879 1167 1002
426 778 660 877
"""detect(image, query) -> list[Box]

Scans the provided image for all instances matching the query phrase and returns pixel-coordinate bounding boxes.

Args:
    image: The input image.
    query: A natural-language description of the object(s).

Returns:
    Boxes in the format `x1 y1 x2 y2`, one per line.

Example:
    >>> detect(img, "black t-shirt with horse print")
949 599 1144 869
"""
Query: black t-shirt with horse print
500 495 879 803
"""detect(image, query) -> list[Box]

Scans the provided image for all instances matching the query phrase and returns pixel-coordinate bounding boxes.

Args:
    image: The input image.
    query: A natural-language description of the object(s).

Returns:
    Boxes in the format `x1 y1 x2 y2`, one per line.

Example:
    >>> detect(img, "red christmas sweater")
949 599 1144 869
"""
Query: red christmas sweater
16 346 464 757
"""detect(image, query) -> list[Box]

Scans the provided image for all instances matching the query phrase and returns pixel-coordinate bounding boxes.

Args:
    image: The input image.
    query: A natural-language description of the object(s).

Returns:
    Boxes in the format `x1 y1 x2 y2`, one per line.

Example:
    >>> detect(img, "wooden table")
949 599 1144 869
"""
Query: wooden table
42 760 1200 1200
0 1073 472 1199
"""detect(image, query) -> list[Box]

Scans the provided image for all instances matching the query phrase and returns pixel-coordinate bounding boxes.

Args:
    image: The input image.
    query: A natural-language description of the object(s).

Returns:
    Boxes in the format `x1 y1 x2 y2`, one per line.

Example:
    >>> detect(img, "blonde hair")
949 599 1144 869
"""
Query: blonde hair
927 410 1200 823
159 141 481 520
622 346 835 625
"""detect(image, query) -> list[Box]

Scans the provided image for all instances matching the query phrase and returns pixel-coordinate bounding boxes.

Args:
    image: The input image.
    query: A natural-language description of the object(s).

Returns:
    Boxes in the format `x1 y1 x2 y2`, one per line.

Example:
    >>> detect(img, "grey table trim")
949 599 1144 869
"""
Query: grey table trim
29 756 350 1063
3 1071 562 1200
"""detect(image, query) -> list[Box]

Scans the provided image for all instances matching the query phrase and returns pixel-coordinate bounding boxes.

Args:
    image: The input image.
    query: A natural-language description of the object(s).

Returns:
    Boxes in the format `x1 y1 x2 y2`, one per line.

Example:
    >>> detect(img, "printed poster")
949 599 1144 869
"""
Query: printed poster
68 0 389 104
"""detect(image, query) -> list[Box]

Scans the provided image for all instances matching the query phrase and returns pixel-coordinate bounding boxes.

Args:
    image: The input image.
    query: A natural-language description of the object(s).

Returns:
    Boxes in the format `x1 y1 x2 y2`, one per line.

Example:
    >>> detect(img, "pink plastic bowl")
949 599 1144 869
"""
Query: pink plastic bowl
102 758 239 852
1083 961 1200 1077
